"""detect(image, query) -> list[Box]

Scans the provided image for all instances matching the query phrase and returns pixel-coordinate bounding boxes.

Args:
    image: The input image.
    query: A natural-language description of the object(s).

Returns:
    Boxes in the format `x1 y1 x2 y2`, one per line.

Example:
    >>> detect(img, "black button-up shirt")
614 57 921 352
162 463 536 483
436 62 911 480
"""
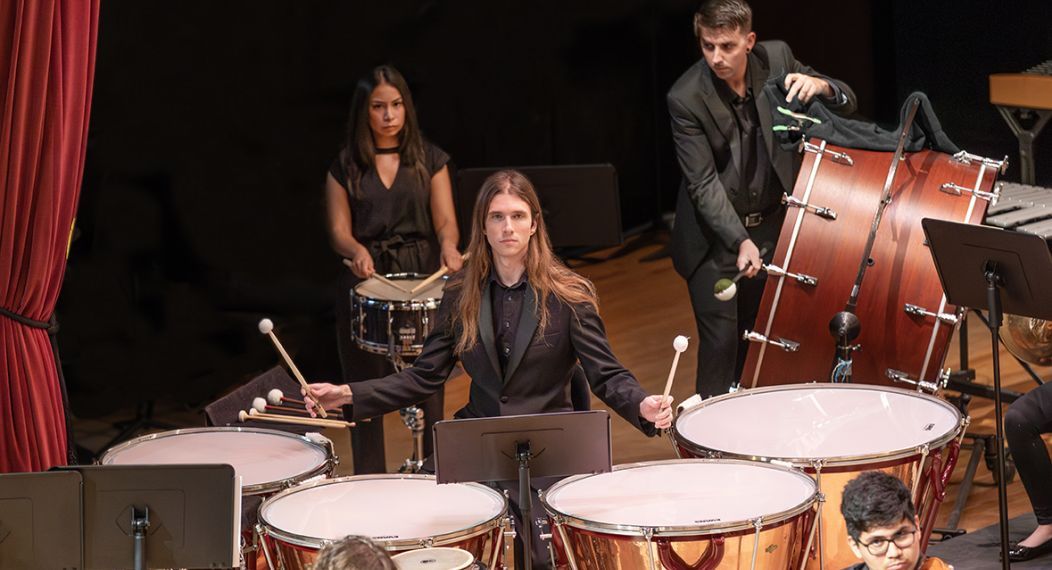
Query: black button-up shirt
490 271 528 374
714 71 781 216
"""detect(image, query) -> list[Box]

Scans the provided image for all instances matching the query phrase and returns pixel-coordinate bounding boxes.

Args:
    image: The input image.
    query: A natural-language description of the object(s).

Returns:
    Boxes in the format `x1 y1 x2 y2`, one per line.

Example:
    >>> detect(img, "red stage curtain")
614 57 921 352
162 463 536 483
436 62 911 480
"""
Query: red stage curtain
0 0 99 472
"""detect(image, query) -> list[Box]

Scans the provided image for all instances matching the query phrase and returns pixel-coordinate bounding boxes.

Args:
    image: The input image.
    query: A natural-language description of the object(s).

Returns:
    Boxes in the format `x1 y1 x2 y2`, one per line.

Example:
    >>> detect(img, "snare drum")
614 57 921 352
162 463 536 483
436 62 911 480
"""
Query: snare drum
352 272 445 356
541 459 819 569
257 474 508 570
100 427 336 569
673 384 965 570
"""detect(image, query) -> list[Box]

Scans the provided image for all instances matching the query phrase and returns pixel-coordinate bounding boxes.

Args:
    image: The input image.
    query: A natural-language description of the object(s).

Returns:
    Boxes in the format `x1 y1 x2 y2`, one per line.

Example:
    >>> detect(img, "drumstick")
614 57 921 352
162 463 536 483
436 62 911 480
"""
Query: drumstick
254 396 343 419
239 409 354 429
662 336 690 402
341 259 413 293
409 252 472 294
258 318 327 418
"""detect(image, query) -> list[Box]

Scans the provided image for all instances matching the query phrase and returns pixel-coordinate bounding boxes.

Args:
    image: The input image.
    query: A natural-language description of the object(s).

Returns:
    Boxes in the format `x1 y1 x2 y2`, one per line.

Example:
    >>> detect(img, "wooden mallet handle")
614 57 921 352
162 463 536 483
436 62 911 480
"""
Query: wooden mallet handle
410 252 471 294
258 319 327 418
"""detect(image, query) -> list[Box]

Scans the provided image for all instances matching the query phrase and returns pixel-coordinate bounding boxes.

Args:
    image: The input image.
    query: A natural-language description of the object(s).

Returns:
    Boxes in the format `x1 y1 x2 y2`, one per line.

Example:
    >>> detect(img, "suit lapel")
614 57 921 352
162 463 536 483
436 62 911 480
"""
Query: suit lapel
478 280 502 379
503 284 539 383
751 50 776 164
699 64 741 177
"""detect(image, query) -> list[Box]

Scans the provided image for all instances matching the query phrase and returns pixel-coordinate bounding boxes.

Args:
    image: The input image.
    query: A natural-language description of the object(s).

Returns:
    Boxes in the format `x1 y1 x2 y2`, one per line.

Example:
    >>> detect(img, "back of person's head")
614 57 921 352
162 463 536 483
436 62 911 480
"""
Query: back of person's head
314 535 396 570
840 471 916 541
694 0 752 35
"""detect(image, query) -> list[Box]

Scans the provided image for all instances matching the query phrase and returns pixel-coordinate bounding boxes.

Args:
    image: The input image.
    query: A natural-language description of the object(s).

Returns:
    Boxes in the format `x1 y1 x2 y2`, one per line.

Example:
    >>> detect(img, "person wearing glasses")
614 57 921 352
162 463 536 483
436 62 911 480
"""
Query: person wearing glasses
840 471 953 570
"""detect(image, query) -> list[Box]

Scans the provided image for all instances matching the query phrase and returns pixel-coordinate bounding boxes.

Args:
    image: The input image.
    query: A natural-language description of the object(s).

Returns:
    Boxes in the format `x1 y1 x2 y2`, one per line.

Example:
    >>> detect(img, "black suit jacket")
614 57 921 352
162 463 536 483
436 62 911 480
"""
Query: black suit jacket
350 280 656 436
668 40 857 279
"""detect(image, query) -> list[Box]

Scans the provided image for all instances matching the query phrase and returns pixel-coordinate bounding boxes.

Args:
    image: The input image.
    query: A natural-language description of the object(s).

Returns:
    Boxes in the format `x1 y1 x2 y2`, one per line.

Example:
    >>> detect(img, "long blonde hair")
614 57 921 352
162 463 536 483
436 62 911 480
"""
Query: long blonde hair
451 170 597 355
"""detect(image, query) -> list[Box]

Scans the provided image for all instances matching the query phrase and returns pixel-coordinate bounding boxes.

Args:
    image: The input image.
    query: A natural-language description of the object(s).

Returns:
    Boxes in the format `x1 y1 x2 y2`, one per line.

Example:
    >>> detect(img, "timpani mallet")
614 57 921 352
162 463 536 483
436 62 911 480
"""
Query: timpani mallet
258 318 327 418
662 335 690 403
267 388 304 407
238 409 352 429
409 251 472 294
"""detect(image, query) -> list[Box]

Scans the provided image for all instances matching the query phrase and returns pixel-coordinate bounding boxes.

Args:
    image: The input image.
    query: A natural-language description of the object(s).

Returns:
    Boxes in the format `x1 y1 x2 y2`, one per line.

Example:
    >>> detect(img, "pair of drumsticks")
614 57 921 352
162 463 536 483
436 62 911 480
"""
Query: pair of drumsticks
341 252 471 294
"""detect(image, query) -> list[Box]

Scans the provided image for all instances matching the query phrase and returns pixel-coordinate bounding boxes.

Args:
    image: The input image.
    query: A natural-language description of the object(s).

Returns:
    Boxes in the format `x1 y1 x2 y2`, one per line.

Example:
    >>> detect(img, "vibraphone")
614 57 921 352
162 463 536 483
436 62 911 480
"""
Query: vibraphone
985 181 1052 239
990 60 1052 185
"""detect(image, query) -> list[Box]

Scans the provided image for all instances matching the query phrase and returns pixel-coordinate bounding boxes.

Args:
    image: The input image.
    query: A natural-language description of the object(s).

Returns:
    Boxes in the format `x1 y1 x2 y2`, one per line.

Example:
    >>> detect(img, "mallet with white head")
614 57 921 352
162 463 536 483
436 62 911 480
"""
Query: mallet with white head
662 335 690 402
258 318 327 418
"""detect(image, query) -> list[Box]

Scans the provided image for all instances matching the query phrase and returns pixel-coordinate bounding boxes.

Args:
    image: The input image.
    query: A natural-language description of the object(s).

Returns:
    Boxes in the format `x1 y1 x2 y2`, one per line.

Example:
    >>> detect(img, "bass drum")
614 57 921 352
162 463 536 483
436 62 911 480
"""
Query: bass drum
741 141 1001 388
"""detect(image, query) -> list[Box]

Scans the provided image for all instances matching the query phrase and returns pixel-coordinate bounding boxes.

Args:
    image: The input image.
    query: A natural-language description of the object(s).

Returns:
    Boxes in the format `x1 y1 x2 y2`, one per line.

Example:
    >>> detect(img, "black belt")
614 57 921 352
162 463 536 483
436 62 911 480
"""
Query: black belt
740 202 783 228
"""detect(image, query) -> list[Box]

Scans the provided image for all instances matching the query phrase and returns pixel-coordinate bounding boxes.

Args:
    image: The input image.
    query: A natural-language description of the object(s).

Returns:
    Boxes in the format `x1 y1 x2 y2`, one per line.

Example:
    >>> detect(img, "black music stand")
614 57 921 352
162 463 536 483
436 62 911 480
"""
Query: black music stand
433 411 612 570
922 218 1052 569
0 471 82 569
65 464 240 570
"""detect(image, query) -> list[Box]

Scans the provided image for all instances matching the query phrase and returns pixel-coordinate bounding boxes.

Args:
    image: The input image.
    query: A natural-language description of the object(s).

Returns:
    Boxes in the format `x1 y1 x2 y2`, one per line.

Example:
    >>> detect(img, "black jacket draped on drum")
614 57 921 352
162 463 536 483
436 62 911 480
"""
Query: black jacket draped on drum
348 281 658 437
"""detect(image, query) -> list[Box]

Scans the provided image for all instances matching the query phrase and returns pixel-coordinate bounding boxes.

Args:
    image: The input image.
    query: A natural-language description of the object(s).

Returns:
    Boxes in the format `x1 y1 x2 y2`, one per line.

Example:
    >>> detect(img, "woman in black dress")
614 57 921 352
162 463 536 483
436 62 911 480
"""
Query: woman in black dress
326 65 461 473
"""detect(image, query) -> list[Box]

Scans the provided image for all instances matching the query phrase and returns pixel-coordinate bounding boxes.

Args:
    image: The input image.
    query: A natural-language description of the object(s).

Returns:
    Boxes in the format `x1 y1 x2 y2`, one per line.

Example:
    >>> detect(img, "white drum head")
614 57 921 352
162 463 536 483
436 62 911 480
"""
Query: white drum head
355 274 445 301
543 460 816 533
676 385 961 463
100 428 329 491
260 476 505 546
392 547 474 570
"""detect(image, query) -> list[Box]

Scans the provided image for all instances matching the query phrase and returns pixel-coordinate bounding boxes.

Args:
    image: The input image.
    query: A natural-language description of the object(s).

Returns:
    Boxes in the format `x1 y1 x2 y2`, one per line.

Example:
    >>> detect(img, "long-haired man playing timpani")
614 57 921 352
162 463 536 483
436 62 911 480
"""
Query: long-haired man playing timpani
306 169 673 567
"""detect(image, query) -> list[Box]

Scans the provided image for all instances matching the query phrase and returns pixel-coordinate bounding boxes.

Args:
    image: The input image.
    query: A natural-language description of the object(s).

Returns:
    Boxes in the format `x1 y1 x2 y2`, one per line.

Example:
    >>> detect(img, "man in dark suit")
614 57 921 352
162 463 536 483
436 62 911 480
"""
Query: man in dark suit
306 169 672 568
669 0 857 398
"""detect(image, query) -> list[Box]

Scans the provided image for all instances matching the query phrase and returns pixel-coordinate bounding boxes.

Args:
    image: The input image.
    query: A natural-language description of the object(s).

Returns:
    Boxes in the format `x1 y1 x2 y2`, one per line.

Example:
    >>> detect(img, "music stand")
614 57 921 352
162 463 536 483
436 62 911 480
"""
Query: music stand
0 471 82 569
65 464 240 570
922 218 1052 569
433 411 612 570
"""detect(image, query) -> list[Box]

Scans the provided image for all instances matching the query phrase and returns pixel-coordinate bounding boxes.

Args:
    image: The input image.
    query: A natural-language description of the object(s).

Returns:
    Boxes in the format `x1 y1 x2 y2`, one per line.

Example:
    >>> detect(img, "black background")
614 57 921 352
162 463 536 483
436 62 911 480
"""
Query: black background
58 1 1052 419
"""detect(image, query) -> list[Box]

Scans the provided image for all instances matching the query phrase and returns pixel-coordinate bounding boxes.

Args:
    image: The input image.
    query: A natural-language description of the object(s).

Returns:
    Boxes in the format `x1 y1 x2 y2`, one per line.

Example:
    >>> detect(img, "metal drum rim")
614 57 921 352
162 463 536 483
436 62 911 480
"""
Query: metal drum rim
98 426 333 496
673 383 965 468
257 473 506 550
539 458 818 537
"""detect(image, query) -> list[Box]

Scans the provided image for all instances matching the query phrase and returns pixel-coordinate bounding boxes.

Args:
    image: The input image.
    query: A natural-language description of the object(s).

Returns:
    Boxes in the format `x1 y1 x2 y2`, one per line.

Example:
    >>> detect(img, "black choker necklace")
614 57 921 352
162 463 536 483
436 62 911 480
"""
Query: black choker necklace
375 146 400 155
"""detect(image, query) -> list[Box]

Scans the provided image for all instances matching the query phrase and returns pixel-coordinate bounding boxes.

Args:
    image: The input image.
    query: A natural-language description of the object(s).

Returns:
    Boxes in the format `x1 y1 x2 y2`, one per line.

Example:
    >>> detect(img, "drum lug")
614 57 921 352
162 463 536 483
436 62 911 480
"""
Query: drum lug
939 181 999 202
904 303 960 325
951 150 1008 174
763 264 818 288
742 331 800 353
782 193 838 220
803 140 854 166
886 367 950 393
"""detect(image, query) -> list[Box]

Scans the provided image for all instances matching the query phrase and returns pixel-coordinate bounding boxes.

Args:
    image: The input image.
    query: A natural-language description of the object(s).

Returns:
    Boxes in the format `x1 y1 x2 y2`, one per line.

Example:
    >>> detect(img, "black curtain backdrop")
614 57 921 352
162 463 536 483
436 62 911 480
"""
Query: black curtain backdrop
59 1 1050 419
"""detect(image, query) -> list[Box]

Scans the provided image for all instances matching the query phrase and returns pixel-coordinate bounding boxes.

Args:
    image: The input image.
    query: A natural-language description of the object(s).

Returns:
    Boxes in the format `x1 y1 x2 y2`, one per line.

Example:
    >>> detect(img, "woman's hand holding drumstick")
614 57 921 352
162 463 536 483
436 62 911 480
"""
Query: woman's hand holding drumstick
410 251 471 294
258 318 327 418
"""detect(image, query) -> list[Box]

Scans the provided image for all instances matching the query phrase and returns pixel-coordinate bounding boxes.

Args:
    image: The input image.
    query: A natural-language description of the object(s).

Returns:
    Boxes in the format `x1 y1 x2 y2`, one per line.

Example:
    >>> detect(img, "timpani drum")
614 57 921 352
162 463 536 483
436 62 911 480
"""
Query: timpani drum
673 384 965 570
100 427 336 568
352 272 445 357
541 459 819 570
257 474 509 570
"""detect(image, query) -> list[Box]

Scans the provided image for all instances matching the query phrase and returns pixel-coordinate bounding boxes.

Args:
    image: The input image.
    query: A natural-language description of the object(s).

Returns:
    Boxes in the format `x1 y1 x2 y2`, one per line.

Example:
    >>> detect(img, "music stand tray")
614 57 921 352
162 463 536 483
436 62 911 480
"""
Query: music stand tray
0 470 82 569
922 218 1052 569
433 411 612 569
433 410 612 485
67 464 240 570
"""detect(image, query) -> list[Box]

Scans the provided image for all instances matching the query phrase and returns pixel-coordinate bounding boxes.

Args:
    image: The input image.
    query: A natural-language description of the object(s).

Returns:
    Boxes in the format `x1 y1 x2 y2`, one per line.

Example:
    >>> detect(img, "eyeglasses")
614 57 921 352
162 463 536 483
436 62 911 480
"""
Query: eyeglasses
856 527 917 556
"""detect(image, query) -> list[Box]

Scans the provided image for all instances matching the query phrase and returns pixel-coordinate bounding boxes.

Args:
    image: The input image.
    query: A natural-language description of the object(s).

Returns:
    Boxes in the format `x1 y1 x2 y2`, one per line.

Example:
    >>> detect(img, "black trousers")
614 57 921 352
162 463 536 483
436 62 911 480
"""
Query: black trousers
685 209 783 398
1005 381 1052 525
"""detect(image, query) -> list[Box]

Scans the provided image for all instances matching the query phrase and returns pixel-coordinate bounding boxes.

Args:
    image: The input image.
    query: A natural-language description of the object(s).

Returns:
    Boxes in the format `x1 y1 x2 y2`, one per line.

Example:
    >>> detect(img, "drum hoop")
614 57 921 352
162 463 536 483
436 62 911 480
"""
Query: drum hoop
98 426 334 495
352 272 445 305
539 459 818 537
257 474 507 550
673 384 964 467
354 338 423 356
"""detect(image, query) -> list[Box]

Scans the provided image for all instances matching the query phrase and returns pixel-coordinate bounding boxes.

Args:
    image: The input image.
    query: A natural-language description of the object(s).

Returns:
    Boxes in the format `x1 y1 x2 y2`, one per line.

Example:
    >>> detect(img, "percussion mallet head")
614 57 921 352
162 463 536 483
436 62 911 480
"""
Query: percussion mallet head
267 388 284 406
713 279 738 302
662 336 690 402
258 318 274 335
248 408 260 416
252 397 268 413
238 410 249 422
